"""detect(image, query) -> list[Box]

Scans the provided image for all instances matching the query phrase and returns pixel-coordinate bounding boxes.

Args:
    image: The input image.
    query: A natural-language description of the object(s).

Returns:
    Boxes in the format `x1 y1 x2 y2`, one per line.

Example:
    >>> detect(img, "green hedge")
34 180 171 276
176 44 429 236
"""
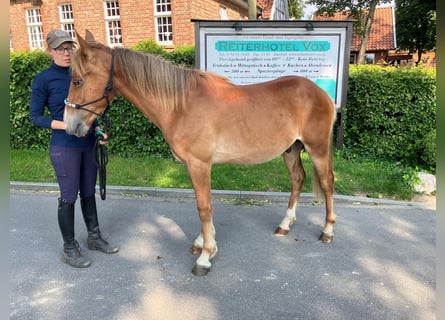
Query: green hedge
343 65 436 171
10 46 435 170
10 51 52 150
99 41 195 158
9 42 195 158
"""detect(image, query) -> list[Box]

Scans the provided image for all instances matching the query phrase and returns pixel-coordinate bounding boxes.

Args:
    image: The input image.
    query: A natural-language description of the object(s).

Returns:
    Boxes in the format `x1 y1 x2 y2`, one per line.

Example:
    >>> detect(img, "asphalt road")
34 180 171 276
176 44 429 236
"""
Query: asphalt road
10 185 435 320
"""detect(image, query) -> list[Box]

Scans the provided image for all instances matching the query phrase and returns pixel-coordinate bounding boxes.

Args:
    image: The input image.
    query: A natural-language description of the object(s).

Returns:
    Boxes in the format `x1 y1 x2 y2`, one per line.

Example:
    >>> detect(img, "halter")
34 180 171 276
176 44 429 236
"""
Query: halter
64 51 118 119
64 51 119 201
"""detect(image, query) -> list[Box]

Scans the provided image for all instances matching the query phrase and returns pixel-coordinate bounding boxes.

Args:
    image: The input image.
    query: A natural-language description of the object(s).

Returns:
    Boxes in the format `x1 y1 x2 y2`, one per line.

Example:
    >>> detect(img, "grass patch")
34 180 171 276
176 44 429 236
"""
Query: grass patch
10 149 418 200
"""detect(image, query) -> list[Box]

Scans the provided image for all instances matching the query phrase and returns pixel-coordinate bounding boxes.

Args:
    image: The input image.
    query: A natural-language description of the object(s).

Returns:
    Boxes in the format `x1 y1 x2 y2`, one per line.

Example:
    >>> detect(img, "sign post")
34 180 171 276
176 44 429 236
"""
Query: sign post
193 20 354 148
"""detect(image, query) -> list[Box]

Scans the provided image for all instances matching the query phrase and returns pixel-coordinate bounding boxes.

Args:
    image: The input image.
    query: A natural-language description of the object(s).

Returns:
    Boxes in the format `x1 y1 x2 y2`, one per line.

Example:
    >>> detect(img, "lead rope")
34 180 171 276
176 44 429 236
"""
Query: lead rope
93 98 124 201
94 131 108 200
94 109 112 200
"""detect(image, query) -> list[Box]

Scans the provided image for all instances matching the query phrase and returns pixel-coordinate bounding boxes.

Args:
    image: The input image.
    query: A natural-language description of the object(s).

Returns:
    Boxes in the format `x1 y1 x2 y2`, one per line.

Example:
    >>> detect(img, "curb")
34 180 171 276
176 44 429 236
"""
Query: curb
10 181 420 207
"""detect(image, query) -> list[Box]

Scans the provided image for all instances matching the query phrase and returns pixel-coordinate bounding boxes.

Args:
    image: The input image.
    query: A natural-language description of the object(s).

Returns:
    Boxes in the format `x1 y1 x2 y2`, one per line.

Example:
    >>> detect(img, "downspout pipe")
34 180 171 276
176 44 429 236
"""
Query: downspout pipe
225 0 262 17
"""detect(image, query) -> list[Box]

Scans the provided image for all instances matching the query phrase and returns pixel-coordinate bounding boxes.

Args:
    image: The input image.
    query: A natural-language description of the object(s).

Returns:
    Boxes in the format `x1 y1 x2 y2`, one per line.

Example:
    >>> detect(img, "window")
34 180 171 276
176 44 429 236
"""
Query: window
104 0 122 46
59 4 75 39
154 0 172 44
219 7 229 20
364 53 375 64
26 8 44 50
349 53 357 64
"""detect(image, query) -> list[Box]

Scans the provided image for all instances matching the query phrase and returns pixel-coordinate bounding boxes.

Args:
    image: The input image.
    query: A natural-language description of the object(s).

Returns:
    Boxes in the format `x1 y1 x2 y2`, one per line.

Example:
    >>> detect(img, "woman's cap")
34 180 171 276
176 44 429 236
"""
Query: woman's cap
46 30 75 49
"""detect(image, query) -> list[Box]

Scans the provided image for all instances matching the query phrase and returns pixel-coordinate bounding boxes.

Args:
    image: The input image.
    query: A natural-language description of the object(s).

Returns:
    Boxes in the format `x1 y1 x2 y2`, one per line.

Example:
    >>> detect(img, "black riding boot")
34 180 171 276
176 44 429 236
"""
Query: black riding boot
58 198 91 268
80 195 119 254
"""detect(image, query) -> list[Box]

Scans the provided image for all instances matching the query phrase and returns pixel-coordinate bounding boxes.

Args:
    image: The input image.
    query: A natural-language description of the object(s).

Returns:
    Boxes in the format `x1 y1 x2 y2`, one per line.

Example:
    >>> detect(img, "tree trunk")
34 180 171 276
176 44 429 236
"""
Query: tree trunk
416 51 423 65
248 0 257 19
357 0 379 64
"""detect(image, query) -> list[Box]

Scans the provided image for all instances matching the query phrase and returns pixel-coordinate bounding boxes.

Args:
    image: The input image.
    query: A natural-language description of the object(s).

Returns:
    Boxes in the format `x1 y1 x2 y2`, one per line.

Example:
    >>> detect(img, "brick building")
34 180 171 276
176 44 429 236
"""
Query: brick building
10 0 267 51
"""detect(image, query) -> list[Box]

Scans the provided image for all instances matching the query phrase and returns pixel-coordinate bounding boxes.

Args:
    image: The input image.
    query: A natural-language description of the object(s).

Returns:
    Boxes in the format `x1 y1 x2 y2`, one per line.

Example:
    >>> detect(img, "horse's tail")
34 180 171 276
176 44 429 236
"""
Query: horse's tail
312 100 336 202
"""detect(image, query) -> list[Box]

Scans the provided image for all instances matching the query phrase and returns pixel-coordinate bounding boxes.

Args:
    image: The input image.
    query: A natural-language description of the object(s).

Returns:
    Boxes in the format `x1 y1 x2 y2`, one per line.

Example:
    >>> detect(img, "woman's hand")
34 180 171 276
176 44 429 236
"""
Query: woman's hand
95 127 108 145
51 120 66 130
99 132 108 145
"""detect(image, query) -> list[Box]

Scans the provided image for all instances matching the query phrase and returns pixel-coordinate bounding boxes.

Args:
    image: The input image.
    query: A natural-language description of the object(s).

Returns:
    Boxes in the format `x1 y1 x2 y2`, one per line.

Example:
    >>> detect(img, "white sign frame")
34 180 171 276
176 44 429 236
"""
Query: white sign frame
193 20 354 111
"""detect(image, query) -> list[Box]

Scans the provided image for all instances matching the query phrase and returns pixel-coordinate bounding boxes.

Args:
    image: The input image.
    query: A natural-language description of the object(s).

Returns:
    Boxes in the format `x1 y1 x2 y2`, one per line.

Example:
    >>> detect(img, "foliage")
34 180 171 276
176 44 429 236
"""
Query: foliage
164 45 196 67
417 128 436 171
10 51 52 150
343 65 436 171
102 97 172 158
131 39 166 56
132 40 195 67
288 0 304 19
395 0 436 64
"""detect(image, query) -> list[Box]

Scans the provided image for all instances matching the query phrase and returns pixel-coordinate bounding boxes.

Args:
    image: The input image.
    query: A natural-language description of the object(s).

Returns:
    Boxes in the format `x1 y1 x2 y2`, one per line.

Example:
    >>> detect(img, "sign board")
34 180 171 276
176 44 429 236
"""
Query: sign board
193 20 354 110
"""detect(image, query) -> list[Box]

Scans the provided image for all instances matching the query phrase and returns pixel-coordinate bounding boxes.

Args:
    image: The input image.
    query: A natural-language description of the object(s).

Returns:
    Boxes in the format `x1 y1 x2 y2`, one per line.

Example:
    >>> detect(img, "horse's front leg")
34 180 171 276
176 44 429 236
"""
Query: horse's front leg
187 161 218 276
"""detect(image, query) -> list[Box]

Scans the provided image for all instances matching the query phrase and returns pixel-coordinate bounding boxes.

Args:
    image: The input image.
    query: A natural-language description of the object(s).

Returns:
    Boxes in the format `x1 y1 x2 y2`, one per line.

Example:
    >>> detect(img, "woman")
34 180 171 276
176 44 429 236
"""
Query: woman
29 30 119 268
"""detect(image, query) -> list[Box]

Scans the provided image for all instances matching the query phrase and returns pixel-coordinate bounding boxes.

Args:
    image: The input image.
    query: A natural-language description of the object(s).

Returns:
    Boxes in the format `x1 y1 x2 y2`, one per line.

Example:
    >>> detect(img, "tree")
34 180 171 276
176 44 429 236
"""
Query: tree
395 0 436 65
308 0 392 64
288 0 305 19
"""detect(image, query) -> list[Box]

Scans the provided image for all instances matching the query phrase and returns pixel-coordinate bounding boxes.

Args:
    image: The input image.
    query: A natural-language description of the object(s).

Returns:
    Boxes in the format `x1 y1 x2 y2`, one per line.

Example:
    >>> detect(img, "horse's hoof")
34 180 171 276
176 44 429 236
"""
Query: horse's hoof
274 227 289 236
192 265 211 276
319 232 334 243
190 245 202 255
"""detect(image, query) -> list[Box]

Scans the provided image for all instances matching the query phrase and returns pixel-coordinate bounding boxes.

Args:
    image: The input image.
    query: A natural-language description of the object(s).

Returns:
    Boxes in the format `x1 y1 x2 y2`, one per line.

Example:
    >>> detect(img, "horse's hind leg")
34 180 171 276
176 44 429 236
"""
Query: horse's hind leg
275 141 305 236
306 146 336 243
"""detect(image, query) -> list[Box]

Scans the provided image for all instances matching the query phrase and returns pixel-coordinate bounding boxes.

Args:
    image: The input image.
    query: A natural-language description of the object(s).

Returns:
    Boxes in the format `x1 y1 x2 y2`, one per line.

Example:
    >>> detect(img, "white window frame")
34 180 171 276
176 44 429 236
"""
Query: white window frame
26 8 44 50
154 0 173 45
104 0 122 46
59 3 76 40
219 6 229 20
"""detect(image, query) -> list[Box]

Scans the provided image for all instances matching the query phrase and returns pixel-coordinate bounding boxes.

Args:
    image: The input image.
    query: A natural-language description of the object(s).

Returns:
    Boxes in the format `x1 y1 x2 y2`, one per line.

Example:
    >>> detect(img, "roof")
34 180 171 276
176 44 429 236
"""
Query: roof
314 6 396 51
257 0 274 19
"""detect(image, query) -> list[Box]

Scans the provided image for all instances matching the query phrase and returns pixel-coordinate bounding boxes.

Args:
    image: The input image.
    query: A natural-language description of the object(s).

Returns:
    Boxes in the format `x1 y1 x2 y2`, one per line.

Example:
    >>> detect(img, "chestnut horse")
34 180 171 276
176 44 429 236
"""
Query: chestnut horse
64 30 337 276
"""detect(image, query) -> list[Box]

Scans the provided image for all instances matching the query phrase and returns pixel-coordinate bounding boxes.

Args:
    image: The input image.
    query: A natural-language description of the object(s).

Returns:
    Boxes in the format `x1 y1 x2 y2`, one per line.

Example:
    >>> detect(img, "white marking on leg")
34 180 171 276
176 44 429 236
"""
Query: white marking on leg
195 221 217 268
196 254 212 269
193 222 216 249
278 203 297 230
195 237 217 269
322 223 334 237
193 233 203 250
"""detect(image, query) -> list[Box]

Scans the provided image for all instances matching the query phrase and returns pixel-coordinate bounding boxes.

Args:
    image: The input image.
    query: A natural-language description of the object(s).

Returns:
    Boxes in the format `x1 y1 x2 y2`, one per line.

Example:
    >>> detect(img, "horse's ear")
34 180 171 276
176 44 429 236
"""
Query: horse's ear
84 29 96 44
74 30 88 50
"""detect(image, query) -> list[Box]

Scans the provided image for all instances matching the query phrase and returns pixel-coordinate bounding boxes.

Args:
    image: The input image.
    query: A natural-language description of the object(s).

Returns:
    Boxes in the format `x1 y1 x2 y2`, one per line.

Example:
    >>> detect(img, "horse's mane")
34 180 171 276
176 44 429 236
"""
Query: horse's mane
114 47 206 111
72 42 229 111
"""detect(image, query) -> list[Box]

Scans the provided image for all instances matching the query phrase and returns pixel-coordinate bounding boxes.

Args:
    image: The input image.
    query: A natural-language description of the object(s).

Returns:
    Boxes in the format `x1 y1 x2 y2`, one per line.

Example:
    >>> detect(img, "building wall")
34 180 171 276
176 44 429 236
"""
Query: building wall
10 1 34 51
119 0 154 46
10 0 248 52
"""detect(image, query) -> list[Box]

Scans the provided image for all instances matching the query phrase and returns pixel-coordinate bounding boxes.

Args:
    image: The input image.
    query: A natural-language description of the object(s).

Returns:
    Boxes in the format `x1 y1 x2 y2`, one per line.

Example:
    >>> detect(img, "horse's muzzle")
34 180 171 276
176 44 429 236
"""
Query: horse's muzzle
64 110 90 138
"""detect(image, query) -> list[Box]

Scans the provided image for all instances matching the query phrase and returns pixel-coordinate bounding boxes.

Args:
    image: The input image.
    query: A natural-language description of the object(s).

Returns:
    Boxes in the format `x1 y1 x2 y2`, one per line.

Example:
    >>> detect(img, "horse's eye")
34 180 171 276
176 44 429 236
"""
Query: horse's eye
73 79 83 87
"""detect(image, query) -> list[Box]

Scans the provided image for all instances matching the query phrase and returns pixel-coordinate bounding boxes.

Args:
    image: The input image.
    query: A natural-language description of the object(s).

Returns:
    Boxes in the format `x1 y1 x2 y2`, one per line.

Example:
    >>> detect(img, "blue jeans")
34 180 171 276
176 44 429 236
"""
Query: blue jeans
50 145 98 203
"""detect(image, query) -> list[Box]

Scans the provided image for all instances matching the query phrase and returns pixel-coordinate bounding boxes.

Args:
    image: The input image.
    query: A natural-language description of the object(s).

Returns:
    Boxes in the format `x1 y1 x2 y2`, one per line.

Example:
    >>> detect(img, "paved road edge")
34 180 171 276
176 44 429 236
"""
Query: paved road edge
10 181 431 209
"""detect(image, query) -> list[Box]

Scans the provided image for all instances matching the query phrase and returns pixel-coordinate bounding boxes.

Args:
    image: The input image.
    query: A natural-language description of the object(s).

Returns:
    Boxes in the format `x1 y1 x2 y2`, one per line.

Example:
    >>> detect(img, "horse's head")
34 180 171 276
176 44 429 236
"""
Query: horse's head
64 30 116 137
